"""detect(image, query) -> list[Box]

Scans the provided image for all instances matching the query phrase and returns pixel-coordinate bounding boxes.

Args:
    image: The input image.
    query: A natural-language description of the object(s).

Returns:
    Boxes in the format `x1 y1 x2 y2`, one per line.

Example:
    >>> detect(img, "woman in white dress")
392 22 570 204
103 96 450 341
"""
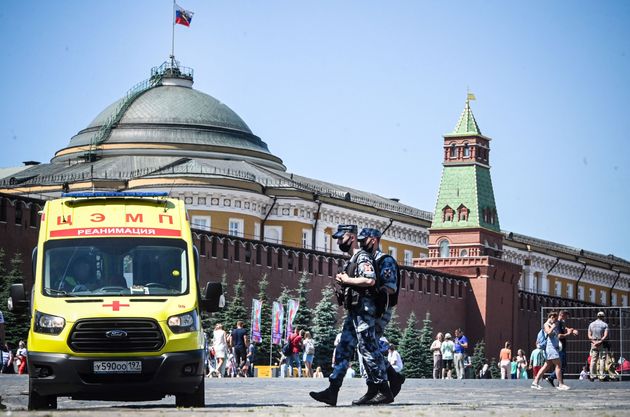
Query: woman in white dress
212 323 228 377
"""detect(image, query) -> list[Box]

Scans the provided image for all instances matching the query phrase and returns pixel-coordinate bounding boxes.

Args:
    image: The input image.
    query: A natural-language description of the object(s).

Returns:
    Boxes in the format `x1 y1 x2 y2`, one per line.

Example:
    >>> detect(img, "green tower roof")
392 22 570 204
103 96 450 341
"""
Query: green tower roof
431 165 500 232
450 99 482 136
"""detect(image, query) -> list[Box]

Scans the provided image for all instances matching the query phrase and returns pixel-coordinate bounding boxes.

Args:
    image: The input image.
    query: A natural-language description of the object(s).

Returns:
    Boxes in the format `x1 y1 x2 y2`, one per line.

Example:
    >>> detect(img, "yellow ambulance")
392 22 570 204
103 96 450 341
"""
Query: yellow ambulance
9 192 222 410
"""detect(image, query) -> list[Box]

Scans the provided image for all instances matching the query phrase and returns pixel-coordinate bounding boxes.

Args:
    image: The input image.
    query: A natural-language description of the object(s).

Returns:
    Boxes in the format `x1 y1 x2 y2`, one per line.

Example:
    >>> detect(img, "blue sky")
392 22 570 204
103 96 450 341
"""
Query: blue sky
1 1 629 260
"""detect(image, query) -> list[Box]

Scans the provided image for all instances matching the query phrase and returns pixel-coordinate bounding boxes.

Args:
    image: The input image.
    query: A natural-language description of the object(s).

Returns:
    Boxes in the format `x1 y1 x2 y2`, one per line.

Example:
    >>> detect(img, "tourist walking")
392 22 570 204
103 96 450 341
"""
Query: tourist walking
303 331 315 377
546 310 578 387
212 323 228 377
531 311 570 390
529 343 546 379
230 320 249 373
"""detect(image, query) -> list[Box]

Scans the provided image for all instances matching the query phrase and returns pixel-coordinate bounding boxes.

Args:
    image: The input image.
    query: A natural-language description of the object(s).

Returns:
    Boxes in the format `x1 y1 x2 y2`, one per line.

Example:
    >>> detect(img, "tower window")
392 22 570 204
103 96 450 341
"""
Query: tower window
457 204 469 221
463 143 470 158
439 240 450 258
443 206 454 222
450 143 457 158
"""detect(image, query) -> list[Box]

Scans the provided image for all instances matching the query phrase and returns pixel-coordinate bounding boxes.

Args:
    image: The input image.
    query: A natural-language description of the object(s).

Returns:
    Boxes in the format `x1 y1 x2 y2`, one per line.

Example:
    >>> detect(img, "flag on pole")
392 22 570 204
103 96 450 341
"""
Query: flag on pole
285 299 300 340
467 92 476 101
251 299 262 343
175 4 194 27
271 301 284 345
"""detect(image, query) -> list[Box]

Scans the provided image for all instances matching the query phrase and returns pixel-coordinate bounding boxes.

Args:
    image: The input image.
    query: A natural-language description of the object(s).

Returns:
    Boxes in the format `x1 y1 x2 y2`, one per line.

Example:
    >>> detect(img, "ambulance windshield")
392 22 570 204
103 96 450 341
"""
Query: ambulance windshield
42 238 189 297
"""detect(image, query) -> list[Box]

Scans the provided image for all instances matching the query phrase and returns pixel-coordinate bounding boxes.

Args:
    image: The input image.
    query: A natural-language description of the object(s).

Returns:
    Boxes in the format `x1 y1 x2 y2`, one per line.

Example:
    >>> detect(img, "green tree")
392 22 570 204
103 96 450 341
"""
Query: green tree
291 272 313 333
383 307 403 346
399 311 423 378
223 277 247 333
471 339 487 378
254 274 273 366
0 251 30 345
417 312 435 378
311 286 338 374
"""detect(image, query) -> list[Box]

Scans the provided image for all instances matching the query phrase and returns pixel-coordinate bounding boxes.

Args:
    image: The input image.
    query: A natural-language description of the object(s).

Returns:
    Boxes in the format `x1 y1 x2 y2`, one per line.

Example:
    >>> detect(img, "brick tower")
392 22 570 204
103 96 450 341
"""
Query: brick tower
415 96 522 354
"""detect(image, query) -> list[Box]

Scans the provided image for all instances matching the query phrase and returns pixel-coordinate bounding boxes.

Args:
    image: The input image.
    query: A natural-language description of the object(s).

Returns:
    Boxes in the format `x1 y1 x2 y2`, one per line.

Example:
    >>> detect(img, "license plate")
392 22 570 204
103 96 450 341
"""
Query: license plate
93 360 142 374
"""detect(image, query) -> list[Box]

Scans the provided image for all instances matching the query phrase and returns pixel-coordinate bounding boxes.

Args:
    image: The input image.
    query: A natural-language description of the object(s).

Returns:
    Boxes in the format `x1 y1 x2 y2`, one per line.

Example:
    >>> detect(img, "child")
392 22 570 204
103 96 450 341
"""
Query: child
579 365 589 380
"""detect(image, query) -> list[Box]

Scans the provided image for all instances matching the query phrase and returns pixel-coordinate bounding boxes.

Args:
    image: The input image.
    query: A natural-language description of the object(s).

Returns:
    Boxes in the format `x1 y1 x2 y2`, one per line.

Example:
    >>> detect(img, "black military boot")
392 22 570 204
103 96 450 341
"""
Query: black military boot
367 382 394 405
351 383 378 405
386 365 405 398
309 382 340 406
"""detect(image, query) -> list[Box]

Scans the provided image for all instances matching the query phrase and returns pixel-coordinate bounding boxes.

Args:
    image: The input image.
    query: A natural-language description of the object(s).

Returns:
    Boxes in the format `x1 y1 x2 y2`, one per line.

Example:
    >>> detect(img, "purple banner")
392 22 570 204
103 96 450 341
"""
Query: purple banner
251 299 262 343
271 301 284 345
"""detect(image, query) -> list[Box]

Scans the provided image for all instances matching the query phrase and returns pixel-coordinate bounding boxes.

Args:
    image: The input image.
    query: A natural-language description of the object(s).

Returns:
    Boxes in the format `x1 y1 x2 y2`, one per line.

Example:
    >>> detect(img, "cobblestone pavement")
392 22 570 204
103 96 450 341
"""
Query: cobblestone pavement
1 375 629 416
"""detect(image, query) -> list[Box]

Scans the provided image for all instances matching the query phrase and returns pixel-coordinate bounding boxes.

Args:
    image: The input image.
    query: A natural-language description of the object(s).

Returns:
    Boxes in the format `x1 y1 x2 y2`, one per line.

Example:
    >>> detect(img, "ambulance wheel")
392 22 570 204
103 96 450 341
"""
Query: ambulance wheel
175 377 205 408
28 380 57 410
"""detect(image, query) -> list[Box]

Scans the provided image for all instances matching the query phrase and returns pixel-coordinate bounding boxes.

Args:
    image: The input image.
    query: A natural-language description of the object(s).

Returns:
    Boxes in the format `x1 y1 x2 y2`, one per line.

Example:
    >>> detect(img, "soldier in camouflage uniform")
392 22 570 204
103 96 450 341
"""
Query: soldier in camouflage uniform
309 225 392 406
358 228 405 399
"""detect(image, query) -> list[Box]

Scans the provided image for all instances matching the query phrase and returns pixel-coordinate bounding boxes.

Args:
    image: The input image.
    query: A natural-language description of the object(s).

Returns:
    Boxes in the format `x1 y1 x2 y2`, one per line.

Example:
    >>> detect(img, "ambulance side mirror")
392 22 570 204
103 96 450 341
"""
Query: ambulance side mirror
8 283 28 312
201 282 224 312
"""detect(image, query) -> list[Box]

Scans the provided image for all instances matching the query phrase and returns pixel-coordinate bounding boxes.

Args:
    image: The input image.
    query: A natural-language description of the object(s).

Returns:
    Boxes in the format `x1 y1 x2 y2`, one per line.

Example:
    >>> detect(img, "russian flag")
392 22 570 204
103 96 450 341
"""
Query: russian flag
175 4 194 27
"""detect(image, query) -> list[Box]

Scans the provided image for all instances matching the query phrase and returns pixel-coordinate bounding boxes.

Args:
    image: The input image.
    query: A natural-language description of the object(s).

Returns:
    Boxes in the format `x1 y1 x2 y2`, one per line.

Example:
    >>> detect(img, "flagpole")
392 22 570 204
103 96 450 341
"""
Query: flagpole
269 311 273 369
170 0 176 66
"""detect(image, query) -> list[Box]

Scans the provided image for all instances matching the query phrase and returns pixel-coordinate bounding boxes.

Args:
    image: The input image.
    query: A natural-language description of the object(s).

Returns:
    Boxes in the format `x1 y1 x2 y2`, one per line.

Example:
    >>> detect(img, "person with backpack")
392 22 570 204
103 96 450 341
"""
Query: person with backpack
531 311 570 390
309 224 392 407
356 227 405 400
287 328 303 377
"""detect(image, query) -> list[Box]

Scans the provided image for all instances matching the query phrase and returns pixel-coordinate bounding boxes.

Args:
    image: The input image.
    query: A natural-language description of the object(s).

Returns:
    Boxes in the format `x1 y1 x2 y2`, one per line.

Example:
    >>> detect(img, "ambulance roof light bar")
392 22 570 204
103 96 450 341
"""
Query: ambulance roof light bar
62 192 169 198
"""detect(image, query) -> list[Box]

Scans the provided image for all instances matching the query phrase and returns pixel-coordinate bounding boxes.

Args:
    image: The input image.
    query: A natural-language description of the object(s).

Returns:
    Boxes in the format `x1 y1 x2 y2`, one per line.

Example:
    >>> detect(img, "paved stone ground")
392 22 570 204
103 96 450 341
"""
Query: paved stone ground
1 375 629 416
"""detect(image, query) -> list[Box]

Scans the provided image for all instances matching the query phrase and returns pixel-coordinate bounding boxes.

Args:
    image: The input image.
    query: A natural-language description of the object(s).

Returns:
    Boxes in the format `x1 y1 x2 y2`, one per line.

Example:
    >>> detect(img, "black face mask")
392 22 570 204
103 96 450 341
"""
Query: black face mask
360 239 374 253
339 236 353 253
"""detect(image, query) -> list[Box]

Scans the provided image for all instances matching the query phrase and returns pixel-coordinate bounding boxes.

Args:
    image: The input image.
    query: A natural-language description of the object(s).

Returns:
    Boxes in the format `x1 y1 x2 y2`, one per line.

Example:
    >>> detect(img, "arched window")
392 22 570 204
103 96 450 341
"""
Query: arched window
450 143 457 158
439 240 450 258
460 248 468 257
463 143 470 158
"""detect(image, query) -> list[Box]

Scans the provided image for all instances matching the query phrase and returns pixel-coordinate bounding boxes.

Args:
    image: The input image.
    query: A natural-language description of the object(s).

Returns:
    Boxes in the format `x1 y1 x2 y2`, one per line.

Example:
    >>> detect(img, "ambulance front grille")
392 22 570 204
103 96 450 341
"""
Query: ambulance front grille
68 318 165 353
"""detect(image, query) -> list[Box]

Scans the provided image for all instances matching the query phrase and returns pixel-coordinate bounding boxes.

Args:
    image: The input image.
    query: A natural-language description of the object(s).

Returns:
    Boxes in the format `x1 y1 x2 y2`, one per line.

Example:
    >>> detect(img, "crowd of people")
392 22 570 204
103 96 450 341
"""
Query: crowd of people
429 329 471 379
206 320 256 378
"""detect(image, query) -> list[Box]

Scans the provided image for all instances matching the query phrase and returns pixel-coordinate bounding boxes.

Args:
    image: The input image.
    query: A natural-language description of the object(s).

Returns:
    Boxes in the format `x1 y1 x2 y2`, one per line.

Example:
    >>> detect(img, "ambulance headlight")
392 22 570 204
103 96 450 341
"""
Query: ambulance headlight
34 311 66 335
167 310 198 334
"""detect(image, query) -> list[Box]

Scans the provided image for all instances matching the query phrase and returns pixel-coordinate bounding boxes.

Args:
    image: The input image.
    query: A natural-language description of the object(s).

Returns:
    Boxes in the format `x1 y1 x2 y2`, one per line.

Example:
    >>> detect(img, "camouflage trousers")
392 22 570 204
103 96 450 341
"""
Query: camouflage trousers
329 301 388 385
375 308 392 339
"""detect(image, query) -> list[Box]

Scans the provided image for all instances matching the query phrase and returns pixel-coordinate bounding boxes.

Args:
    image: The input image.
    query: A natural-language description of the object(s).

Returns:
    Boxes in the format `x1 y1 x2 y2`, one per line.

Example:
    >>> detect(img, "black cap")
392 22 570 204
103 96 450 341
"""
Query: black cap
332 224 358 239
357 228 382 240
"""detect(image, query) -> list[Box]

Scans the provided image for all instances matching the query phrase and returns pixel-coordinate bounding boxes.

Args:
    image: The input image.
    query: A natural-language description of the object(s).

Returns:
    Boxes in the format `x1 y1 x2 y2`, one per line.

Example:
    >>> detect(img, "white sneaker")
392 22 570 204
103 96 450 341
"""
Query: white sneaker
531 382 542 390
557 384 570 390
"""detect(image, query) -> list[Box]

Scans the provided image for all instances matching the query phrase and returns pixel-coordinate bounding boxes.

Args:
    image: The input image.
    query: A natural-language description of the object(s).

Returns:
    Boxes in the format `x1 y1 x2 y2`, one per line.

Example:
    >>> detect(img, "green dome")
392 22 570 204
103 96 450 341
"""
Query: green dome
56 77 284 170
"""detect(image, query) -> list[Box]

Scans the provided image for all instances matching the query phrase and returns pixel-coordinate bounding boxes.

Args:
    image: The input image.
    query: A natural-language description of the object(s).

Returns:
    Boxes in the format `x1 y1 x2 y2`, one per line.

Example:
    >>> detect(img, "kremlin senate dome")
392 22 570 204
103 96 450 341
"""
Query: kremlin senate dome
52 64 285 171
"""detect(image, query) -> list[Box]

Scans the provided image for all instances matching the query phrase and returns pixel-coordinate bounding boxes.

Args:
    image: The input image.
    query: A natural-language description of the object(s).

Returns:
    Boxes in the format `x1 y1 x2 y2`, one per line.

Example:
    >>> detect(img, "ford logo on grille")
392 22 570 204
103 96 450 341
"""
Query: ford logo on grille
105 330 128 339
